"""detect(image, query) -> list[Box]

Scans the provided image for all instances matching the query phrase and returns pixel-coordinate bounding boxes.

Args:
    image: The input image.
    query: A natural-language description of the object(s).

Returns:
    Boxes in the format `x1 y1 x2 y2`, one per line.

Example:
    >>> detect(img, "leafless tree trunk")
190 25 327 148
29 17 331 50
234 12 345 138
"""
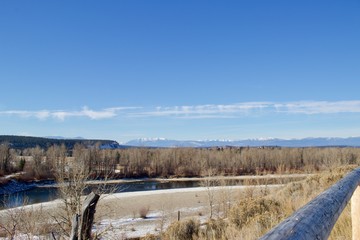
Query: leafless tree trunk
70 192 100 240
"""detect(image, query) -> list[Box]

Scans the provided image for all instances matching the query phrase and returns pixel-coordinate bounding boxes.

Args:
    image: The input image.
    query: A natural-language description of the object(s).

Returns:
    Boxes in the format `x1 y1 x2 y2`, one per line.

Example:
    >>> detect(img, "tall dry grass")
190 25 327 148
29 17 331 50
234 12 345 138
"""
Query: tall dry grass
154 165 356 240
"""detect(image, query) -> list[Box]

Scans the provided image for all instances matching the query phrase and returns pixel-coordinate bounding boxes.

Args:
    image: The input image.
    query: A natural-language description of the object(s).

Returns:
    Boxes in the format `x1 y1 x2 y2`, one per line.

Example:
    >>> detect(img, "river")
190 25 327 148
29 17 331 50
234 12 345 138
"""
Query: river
0 175 307 209
0 180 200 209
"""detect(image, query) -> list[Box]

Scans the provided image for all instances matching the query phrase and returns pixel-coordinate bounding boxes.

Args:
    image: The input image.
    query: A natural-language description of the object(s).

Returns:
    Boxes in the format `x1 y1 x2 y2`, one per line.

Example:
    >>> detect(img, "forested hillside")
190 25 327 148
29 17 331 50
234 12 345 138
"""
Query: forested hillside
0 135 120 150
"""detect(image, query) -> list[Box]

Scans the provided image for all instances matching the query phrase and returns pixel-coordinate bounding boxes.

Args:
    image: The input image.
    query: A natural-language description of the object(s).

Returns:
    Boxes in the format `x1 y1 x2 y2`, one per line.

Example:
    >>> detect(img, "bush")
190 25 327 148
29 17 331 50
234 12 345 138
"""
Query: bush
229 198 283 231
201 218 227 240
165 218 200 240
139 206 150 219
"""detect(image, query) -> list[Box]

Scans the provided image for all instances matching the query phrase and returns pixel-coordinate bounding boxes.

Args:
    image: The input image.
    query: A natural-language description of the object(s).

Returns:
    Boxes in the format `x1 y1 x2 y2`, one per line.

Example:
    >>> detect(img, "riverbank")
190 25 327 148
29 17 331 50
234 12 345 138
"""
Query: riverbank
0 173 311 189
0 184 283 239
95 185 283 239
0 173 310 210
0 179 55 195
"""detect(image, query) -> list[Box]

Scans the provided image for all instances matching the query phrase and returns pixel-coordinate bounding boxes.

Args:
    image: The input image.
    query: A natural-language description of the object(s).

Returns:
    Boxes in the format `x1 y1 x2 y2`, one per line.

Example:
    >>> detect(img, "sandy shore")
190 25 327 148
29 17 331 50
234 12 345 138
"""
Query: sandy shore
93 184 283 239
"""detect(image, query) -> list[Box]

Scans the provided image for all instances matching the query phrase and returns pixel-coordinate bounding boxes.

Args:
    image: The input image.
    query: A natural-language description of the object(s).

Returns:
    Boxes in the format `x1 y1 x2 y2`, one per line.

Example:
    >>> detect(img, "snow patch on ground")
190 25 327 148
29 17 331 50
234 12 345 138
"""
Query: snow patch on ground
94 206 209 239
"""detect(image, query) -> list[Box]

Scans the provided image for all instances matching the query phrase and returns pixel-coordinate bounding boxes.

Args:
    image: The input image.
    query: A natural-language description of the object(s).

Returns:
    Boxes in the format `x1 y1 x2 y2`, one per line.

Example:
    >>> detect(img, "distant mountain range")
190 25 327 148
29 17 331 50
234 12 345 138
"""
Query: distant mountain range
2 135 360 149
125 137 360 148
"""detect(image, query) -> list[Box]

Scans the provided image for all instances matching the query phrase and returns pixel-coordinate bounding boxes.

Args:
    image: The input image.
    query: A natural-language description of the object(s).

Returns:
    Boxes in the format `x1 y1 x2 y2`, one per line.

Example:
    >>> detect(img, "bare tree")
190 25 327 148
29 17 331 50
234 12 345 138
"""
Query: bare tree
202 168 219 219
53 143 116 238
0 142 11 175
50 143 91 237
29 146 47 179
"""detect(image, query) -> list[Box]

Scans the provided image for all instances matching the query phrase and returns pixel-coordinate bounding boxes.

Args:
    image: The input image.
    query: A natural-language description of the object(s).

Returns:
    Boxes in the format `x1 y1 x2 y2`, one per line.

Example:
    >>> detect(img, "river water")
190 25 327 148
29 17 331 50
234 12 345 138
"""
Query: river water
0 176 305 209
0 180 200 209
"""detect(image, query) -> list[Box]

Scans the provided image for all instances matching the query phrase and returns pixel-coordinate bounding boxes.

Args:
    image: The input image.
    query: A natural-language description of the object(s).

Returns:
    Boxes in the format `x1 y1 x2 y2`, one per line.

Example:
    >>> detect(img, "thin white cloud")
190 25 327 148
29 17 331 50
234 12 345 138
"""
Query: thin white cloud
1 101 360 121
135 102 272 118
0 106 141 120
275 101 360 114
0 110 51 120
133 100 360 118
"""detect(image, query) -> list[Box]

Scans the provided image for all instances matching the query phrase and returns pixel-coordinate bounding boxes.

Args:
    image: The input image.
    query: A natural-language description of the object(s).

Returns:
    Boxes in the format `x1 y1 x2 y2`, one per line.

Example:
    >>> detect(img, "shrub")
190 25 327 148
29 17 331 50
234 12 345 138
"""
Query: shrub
229 197 283 231
139 206 150 219
201 218 227 240
165 218 200 240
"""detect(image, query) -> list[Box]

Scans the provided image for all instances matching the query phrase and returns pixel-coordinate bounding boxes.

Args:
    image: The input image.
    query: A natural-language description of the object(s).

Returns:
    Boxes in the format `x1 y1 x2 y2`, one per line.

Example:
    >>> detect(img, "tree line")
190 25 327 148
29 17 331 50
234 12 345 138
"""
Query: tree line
111 146 360 177
0 135 118 150
1 142 360 180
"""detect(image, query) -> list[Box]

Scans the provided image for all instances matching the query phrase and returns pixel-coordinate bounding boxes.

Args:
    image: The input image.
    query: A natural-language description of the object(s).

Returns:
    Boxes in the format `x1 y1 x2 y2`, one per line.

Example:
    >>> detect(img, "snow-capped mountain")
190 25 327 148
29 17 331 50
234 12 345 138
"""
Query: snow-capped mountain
125 137 360 148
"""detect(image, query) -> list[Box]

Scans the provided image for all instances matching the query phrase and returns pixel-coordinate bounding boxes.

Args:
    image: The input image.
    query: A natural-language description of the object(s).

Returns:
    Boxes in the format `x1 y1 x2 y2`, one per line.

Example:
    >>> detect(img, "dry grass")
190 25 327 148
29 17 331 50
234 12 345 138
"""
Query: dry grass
165 218 200 240
155 165 357 240
0 204 56 239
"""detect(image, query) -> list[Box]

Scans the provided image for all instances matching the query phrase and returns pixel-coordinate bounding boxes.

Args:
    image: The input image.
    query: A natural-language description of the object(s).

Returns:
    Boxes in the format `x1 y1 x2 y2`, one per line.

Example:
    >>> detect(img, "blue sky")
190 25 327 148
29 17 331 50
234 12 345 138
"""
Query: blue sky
0 1 359 142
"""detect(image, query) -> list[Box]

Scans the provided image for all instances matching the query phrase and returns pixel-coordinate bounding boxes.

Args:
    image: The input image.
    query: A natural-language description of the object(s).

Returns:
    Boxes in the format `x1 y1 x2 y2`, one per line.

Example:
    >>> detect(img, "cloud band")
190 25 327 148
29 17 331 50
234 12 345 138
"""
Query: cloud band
1 100 360 120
